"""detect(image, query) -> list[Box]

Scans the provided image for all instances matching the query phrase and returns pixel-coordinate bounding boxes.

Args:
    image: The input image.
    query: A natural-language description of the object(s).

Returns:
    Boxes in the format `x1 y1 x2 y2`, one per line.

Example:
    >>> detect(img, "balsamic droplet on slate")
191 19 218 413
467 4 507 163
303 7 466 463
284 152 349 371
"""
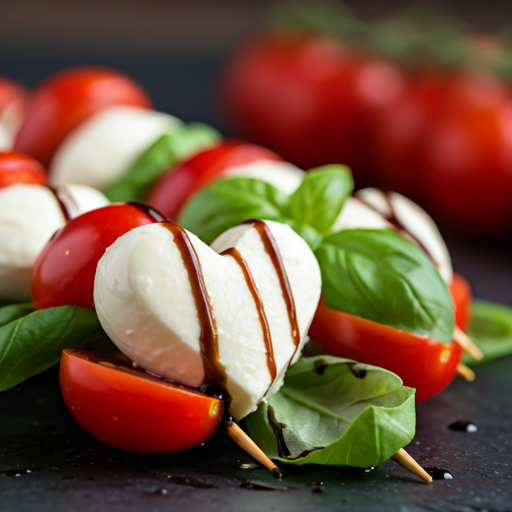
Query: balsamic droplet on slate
448 420 478 433
424 466 453 480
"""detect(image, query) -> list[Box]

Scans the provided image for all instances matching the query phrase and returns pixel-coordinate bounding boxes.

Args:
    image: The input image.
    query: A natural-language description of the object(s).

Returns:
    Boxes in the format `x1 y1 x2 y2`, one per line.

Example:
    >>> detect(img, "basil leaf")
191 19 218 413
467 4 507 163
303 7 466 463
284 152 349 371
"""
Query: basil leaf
245 356 415 467
104 123 220 202
179 177 289 245
283 219 323 251
287 165 353 233
464 300 512 365
0 305 110 391
0 302 34 329
315 229 454 342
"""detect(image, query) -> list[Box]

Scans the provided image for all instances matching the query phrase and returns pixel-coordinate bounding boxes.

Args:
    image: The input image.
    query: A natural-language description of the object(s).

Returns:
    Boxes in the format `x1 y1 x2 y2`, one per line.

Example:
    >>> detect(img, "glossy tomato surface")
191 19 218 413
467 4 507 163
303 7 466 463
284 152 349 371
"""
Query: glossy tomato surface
60 349 223 454
221 32 405 187
14 66 152 167
450 272 472 332
0 151 47 189
310 297 462 402
148 139 282 220
32 202 165 310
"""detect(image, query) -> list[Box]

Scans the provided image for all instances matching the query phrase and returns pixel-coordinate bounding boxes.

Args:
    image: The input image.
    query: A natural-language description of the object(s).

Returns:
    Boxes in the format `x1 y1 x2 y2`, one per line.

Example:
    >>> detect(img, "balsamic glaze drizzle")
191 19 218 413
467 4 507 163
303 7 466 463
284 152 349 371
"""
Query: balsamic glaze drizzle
221 247 277 386
353 191 437 266
128 201 167 222
47 187 72 221
243 220 301 367
162 222 227 390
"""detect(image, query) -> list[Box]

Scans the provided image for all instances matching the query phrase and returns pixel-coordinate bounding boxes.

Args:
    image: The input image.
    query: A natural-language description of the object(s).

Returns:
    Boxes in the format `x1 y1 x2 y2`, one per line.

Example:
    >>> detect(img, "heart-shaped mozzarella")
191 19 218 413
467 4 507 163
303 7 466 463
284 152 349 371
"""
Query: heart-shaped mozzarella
94 220 321 419
332 188 452 283
0 183 109 300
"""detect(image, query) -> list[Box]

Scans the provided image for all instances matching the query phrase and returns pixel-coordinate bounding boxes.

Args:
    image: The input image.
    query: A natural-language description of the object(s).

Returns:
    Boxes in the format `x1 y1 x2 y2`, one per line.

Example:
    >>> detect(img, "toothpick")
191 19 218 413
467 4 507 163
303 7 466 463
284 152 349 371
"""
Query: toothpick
392 448 432 483
225 421 282 477
457 363 475 382
453 327 483 361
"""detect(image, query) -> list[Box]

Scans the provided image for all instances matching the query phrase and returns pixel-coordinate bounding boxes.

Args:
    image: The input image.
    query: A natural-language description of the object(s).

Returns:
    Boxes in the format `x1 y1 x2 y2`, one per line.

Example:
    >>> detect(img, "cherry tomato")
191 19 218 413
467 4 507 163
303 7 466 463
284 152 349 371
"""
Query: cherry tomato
60 349 223 454
309 296 462 403
0 75 27 114
221 32 405 187
417 72 512 238
31 202 166 310
450 272 472 332
148 140 282 220
0 151 47 189
14 66 152 167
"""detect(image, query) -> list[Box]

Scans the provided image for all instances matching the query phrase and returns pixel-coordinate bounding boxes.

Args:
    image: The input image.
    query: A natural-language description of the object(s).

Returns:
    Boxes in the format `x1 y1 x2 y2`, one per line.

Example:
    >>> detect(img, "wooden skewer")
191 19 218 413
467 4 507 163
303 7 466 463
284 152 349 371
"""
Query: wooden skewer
457 363 476 382
392 448 432 483
226 421 283 477
453 327 483 361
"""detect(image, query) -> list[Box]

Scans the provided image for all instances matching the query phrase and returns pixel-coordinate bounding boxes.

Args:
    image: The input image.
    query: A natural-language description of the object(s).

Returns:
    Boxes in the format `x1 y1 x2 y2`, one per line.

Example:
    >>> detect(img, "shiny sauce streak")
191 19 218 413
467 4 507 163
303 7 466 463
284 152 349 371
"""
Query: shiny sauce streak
161 222 227 390
244 220 301 365
354 191 437 266
128 201 167 222
221 247 277 385
47 187 72 221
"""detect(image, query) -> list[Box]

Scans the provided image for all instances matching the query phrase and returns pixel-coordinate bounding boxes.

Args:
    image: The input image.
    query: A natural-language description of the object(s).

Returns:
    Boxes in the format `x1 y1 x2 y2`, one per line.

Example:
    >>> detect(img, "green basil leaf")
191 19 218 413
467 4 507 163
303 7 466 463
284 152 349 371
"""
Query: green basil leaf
104 123 220 203
315 229 454 342
464 300 512 365
283 219 323 251
287 165 353 233
0 302 34 329
0 305 110 391
245 355 415 467
178 177 289 245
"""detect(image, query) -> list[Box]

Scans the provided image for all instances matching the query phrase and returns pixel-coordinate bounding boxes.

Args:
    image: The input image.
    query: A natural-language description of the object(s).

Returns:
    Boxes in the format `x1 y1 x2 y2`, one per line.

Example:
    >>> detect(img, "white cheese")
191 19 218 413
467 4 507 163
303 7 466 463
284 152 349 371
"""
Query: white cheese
94 220 321 420
0 184 109 300
50 106 181 190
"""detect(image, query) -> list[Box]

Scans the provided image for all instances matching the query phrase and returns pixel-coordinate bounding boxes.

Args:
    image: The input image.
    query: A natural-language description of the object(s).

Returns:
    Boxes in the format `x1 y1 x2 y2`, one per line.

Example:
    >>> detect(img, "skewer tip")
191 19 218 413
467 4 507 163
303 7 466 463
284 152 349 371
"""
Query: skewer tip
457 363 476 382
226 420 282 478
392 448 432 483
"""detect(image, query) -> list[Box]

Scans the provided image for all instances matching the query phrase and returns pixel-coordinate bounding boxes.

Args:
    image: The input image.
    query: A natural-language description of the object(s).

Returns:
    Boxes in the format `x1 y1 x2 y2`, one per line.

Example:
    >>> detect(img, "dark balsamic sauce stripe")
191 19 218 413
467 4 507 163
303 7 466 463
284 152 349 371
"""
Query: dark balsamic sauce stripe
353 191 437 266
47 187 71 221
243 220 301 368
220 247 277 389
128 201 168 222
161 222 227 391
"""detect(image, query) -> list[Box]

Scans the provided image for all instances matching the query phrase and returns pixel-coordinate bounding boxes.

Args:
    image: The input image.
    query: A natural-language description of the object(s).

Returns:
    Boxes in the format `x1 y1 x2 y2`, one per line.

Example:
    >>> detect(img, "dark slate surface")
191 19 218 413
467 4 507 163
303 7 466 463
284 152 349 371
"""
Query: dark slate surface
1 50 512 512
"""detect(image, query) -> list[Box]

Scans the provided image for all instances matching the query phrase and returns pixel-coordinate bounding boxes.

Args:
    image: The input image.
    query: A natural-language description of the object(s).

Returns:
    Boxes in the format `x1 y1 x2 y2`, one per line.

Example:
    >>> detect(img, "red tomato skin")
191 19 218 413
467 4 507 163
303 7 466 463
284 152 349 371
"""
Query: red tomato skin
14 66 152 168
31 203 165 310
0 75 27 116
417 73 512 238
60 349 222 454
148 139 282 220
221 32 405 187
0 151 47 189
309 297 462 403
450 272 472 332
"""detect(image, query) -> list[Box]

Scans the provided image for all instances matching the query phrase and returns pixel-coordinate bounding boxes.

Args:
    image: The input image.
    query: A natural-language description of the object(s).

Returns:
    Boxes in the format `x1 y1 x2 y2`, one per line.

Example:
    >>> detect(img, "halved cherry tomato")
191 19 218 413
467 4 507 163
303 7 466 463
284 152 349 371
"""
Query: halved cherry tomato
148 140 282 220
14 66 152 167
309 296 463 403
450 272 472 332
31 202 166 310
0 151 47 189
60 349 223 454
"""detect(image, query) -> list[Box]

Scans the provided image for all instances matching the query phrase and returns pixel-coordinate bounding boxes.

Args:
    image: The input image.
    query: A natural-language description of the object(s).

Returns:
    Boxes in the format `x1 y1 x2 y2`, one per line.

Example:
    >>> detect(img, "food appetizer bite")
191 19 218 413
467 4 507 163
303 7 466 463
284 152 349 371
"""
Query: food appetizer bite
9 65 220 202
148 140 305 220
0 151 108 302
176 162 481 401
